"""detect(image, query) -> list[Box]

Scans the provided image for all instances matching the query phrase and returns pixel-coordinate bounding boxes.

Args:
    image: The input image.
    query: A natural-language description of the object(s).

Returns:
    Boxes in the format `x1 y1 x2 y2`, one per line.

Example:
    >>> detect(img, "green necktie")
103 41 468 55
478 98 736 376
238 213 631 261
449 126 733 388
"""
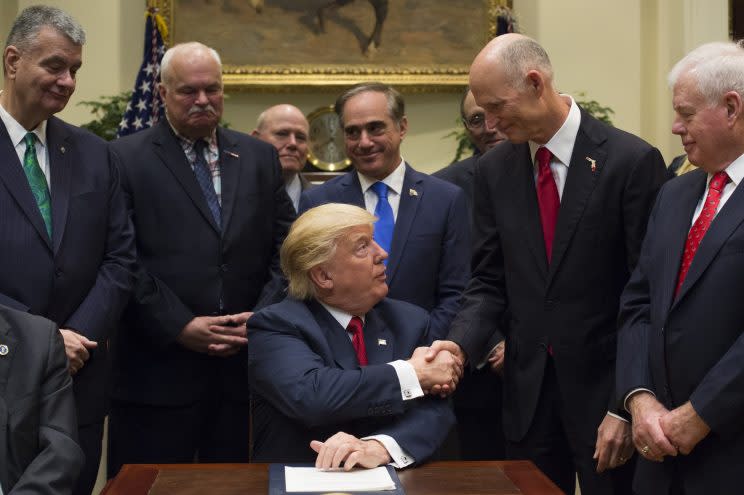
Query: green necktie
22 132 52 239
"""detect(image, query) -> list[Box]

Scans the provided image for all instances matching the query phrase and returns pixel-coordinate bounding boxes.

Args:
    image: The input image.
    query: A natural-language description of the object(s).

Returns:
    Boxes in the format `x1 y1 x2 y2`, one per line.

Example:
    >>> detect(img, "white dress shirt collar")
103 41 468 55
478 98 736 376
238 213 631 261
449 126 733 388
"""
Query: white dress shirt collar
528 95 580 167
320 302 365 331
0 99 48 149
719 152 744 188
357 158 406 196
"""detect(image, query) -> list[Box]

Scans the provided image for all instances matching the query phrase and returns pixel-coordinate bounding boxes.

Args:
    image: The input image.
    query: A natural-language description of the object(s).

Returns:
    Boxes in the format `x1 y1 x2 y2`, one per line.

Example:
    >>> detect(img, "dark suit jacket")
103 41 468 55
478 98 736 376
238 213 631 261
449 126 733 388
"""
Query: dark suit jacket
448 110 666 443
109 121 295 406
299 164 470 340
248 297 455 464
0 117 135 425
0 305 83 494
434 154 503 415
617 169 744 495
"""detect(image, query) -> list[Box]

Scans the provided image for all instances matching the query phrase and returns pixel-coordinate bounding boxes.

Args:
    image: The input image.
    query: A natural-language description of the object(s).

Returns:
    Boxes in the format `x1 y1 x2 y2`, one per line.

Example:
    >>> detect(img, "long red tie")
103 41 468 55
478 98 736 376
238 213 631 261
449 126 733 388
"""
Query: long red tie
675 171 730 297
536 147 560 263
347 316 368 366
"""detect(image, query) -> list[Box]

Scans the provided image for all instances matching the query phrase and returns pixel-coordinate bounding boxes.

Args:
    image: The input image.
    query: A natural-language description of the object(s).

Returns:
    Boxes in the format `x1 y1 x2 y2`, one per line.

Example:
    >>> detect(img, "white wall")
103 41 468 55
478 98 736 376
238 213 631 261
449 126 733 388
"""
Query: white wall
1 0 732 168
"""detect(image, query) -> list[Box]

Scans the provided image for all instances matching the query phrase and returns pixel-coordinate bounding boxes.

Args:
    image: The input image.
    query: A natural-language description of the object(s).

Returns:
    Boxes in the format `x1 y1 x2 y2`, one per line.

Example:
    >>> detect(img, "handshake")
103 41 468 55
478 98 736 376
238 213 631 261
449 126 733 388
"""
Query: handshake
407 340 467 396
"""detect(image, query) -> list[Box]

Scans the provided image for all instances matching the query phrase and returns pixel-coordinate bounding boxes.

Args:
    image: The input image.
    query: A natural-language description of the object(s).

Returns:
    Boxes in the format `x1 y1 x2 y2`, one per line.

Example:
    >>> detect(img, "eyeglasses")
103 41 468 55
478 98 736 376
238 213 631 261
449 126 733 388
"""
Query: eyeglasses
462 113 485 130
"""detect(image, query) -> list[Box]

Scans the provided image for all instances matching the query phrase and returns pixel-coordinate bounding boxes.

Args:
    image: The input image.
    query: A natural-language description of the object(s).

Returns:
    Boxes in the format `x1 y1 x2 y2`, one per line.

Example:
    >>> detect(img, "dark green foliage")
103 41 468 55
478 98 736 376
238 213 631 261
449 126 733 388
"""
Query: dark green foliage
77 92 132 141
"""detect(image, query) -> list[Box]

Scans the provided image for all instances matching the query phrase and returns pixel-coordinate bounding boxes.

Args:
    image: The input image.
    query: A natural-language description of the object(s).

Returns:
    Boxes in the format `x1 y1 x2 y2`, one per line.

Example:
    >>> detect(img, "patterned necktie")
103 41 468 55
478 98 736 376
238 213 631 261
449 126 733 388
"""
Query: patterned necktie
371 181 394 262
347 316 368 366
535 146 559 263
23 133 52 239
192 139 221 229
675 171 730 296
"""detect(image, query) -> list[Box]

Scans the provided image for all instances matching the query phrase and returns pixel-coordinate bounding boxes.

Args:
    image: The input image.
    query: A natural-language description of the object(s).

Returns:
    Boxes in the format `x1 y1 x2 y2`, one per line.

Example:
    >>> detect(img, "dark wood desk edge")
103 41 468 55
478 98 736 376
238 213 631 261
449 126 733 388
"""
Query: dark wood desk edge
102 461 562 495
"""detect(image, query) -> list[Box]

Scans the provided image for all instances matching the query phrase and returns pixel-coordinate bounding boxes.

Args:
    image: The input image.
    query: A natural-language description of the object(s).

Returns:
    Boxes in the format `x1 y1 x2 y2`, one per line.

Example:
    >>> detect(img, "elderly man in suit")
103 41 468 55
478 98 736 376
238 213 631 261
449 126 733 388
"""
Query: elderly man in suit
252 103 312 212
617 41 744 495
427 34 666 494
299 82 469 341
0 304 83 494
248 203 459 469
0 7 135 493
108 41 295 476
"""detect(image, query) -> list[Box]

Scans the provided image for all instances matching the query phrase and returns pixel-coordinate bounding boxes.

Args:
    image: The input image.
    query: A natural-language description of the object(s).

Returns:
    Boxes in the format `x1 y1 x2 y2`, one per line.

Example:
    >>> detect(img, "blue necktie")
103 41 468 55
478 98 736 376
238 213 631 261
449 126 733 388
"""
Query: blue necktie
371 181 394 262
192 140 221 229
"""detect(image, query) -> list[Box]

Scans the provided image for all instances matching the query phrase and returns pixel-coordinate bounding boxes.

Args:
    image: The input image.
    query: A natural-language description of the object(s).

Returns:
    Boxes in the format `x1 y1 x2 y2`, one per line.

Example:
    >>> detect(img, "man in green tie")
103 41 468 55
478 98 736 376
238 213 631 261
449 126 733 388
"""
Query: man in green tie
0 6 135 494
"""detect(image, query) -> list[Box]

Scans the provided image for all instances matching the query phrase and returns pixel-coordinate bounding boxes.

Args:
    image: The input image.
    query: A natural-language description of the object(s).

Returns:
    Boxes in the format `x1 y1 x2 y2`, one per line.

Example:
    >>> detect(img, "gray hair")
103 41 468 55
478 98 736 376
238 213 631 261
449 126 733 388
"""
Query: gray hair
160 42 222 86
334 82 405 126
495 36 553 89
5 5 85 51
668 41 744 106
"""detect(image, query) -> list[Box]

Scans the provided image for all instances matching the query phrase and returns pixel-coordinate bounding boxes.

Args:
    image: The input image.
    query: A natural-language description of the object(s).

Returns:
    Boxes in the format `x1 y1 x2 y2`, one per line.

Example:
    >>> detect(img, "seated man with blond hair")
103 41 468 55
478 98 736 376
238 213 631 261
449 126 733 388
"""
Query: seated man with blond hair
248 203 459 470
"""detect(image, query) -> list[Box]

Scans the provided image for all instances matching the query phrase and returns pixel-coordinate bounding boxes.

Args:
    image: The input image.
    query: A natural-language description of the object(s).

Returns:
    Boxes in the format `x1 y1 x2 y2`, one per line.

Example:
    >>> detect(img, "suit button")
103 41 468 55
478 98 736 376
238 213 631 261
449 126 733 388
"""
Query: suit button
660 326 665 335
367 407 374 415
220 264 228 273
55 268 63 278
544 299 554 310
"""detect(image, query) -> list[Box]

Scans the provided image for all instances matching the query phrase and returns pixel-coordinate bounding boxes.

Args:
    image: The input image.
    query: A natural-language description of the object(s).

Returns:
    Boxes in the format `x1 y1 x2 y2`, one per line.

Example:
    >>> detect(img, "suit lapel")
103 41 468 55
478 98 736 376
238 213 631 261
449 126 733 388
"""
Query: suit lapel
511 143 549 277
547 116 606 286
152 123 220 234
674 176 744 306
0 312 17 397
217 128 241 233
662 172 705 313
386 164 422 285
47 117 72 254
363 307 394 364
0 120 53 250
338 171 366 208
308 301 360 370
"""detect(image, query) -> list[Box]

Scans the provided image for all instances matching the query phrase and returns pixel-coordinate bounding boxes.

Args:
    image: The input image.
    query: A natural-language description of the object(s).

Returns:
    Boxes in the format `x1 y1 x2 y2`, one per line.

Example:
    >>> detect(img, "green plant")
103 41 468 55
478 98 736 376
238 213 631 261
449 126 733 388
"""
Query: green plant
77 92 132 141
575 92 615 125
444 118 476 164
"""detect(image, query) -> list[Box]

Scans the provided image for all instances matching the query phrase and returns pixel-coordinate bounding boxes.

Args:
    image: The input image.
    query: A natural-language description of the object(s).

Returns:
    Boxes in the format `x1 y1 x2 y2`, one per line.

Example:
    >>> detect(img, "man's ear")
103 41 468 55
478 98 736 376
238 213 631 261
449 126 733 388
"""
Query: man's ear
724 90 743 126
309 264 333 291
158 82 167 102
4 46 21 80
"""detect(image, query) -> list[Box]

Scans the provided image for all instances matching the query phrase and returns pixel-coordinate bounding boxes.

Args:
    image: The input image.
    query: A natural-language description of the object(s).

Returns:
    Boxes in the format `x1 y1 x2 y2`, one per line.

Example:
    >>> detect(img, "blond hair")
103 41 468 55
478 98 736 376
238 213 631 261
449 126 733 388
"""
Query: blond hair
281 204 375 299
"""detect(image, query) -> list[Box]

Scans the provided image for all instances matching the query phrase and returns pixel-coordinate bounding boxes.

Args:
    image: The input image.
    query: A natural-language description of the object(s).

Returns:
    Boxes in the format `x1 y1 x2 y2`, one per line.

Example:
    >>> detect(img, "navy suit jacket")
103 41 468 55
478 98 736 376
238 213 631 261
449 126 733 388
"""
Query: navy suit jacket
617 168 744 495
0 117 135 425
299 164 470 340
0 305 83 494
248 297 455 464
109 121 295 406
448 111 666 443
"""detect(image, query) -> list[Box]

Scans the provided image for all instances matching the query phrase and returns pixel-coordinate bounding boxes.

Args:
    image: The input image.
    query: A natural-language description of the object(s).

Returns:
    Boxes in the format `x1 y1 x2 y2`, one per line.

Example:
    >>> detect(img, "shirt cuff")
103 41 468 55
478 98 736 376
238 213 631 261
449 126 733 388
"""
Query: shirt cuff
363 434 415 468
476 343 501 370
388 360 424 401
606 410 629 423
624 388 656 414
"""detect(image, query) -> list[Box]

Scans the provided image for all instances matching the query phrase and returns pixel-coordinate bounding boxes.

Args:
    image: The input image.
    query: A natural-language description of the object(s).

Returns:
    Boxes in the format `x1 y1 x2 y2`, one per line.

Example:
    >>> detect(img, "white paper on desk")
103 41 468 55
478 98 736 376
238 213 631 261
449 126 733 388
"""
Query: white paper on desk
284 466 396 492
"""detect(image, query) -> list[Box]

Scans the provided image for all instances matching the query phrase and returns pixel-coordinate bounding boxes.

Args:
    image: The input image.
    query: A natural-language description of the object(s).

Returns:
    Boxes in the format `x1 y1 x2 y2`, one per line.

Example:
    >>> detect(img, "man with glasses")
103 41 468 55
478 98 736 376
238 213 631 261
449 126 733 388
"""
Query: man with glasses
299 82 469 342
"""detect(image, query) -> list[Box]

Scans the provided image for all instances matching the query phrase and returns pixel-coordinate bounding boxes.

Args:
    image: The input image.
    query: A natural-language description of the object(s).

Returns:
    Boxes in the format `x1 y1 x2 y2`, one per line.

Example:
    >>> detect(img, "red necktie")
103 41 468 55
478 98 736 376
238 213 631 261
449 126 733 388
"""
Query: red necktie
675 171 730 296
536 147 560 263
347 316 368 366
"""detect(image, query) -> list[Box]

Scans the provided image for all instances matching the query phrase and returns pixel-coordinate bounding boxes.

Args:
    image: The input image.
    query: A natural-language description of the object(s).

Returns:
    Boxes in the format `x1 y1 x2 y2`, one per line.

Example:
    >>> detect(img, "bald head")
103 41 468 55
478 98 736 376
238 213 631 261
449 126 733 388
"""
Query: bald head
253 104 309 176
468 34 567 144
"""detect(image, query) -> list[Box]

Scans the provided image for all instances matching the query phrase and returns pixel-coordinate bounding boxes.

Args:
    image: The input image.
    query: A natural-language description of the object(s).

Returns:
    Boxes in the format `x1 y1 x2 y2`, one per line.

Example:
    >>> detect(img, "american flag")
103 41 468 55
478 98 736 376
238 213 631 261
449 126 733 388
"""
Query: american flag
117 8 167 138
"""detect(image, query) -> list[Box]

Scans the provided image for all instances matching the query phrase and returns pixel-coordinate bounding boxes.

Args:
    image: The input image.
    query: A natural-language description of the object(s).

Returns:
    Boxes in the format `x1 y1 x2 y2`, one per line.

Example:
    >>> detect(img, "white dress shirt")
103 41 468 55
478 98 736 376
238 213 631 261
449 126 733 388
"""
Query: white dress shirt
528 95 581 199
320 302 420 467
358 158 406 220
0 100 51 191
285 173 302 213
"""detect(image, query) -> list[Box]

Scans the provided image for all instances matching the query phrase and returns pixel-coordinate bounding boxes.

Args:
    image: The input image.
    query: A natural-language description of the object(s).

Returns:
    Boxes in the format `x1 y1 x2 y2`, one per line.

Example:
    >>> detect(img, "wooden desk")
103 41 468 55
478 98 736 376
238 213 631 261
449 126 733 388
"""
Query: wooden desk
102 461 562 495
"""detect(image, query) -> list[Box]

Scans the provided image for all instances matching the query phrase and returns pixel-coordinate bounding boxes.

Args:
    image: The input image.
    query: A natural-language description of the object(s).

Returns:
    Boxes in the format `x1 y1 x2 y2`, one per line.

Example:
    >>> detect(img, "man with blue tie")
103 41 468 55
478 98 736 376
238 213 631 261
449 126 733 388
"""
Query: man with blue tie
0 7 135 494
299 82 469 340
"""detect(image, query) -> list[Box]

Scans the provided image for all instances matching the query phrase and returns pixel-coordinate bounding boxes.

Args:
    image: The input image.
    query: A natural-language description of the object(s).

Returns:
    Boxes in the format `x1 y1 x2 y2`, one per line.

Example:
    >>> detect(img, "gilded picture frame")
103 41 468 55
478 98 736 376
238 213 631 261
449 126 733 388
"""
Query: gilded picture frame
151 0 510 91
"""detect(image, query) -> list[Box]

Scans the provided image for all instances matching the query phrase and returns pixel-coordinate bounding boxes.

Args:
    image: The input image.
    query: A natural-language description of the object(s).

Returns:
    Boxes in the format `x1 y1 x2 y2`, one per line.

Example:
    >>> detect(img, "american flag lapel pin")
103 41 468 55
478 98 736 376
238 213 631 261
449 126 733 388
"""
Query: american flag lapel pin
378 338 387 346
409 188 418 197
60 146 66 154
586 156 597 173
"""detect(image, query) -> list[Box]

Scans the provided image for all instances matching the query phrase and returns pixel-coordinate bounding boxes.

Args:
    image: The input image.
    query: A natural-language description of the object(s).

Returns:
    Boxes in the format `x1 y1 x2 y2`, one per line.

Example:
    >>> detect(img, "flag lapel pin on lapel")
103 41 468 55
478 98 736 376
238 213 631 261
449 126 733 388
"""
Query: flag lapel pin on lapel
586 156 597 173
378 338 387 346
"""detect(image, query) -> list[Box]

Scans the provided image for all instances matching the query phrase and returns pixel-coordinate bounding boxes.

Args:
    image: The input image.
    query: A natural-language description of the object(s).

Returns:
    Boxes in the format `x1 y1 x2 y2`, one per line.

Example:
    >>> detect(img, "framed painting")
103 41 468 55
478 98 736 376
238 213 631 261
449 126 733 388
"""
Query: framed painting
152 0 511 90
